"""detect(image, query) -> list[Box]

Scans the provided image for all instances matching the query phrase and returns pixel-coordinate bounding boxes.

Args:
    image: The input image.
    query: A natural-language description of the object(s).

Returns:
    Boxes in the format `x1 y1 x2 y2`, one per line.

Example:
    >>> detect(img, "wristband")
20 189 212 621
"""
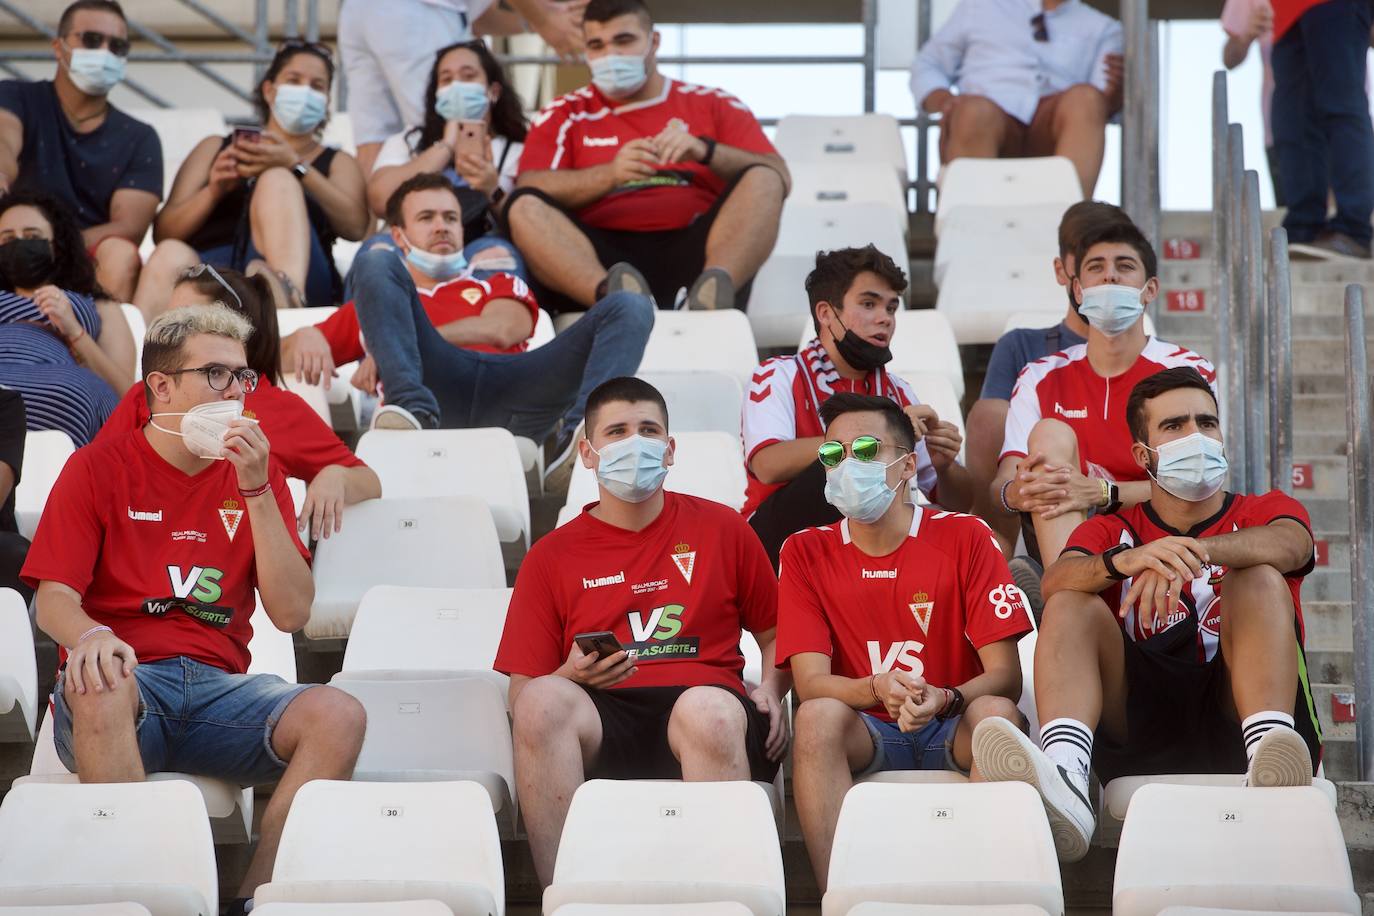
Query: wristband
68 325 86 346
697 135 717 166
77 624 112 644
239 480 272 498
869 673 880 705
999 479 1018 515
937 685 966 720
1102 543 1130 580
1098 477 1111 508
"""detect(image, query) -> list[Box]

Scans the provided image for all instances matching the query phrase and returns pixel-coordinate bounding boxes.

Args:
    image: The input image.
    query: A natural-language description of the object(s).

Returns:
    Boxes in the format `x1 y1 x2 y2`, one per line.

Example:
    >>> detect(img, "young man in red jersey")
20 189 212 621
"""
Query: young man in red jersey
21 304 366 915
974 367 1321 863
503 0 790 313
992 219 1217 569
778 392 1031 889
494 376 790 886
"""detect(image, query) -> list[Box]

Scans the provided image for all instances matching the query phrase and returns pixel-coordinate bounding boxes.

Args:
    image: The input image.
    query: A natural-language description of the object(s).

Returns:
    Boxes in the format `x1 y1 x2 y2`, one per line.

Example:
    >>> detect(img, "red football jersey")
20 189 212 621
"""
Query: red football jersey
317 271 539 364
518 78 777 232
1001 337 1217 482
777 508 1032 721
21 429 310 674
97 378 365 483
494 492 778 693
1063 491 1315 661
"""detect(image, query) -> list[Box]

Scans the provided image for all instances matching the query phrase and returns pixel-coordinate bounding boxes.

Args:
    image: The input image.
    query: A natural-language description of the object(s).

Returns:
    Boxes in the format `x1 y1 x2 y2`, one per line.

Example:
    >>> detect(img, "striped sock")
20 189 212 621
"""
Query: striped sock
1040 717 1094 783
1242 710 1296 762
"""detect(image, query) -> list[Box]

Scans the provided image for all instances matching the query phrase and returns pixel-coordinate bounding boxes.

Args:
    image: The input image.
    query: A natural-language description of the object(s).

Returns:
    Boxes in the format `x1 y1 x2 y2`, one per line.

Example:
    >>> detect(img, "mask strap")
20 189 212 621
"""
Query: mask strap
148 417 185 438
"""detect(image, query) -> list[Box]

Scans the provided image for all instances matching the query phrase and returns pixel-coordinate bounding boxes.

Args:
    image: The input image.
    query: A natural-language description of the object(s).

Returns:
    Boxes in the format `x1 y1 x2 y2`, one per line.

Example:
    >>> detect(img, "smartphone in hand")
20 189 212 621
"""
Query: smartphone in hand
574 630 630 660
455 120 489 161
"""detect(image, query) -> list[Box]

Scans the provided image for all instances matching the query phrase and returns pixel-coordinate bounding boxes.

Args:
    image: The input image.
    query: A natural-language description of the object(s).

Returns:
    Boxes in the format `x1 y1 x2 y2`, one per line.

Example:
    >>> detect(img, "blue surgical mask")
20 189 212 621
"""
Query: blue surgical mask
66 48 125 96
593 434 669 503
1078 283 1145 337
435 81 491 121
272 84 328 135
589 51 649 99
824 456 904 523
1145 432 1228 502
402 233 467 280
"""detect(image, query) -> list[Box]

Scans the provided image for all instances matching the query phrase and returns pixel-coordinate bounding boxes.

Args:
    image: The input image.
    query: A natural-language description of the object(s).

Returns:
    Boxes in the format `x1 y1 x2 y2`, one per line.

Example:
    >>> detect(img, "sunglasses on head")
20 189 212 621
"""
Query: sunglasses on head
817 436 908 468
182 263 244 314
278 38 334 62
68 30 131 57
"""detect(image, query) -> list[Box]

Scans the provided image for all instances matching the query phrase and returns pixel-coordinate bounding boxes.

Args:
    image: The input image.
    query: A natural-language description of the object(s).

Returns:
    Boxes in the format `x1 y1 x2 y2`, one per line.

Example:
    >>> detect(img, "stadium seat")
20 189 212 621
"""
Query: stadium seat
1113 784 1358 914
276 306 340 337
125 108 228 201
253 904 454 916
247 591 299 683
564 431 747 512
14 430 76 540
121 303 146 377
0 588 36 743
553 906 753 916
822 781 1062 915
787 164 908 237
306 497 506 640
896 371 966 464
320 112 356 156
341 586 511 697
543 779 785 915
844 906 1051 915
282 374 333 426
933 204 1064 286
857 770 969 787
934 157 1079 235
328 674 517 831
639 310 761 386
1099 773 1338 845
529 308 556 350
1017 629 1040 744
0 779 218 914
774 114 907 184
638 370 744 436
750 202 908 349
356 428 531 548
253 779 505 915
796 309 964 401
0 905 153 915
1154 910 1351 916
937 255 1065 345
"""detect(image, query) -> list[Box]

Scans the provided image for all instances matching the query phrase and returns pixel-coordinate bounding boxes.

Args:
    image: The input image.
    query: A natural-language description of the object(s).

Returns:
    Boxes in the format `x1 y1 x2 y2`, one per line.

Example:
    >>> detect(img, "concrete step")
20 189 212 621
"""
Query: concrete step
1158 263 1374 289
1293 336 1374 371
1296 372 1358 395
1280 454 1350 499
1324 734 1357 781
1304 498 1357 531
1304 571 1353 604
1293 393 1352 430
1310 647 1353 684
1305 598 1353 644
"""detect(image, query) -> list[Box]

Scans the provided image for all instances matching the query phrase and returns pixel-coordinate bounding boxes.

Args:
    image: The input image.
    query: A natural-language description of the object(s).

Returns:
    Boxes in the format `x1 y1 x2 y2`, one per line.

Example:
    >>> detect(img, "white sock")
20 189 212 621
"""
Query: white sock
1242 710 1295 762
1040 717 1093 787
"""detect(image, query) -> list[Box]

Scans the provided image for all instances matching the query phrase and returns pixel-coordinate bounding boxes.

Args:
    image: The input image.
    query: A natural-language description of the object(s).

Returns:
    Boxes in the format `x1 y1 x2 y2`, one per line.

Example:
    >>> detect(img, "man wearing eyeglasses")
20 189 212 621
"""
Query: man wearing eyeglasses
0 1 160 303
911 0 1123 196
777 392 1031 890
21 303 366 916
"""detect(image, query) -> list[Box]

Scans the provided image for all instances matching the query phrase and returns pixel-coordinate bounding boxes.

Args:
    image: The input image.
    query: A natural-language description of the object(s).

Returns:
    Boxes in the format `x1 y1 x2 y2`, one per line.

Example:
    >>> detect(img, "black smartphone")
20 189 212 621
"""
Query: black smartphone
574 630 625 660
232 125 263 146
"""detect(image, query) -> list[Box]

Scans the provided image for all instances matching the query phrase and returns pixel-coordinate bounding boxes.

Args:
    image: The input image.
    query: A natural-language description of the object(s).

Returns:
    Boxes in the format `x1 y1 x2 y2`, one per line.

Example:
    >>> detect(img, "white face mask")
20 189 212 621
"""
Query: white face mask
65 47 125 96
588 46 650 99
271 84 328 135
435 80 491 121
150 399 247 460
1078 283 1145 337
823 456 904 523
1145 432 1228 502
591 434 669 503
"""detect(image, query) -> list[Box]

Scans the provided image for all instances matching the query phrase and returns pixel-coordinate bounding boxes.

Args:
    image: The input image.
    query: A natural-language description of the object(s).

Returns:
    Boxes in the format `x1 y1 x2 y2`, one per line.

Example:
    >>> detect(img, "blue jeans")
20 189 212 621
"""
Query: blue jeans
52 656 315 785
1272 0 1374 244
348 232 529 300
855 711 962 777
349 247 654 440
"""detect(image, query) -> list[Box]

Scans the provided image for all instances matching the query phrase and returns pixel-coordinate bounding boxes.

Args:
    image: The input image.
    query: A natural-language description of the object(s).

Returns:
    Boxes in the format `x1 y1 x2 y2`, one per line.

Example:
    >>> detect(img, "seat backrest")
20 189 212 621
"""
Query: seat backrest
269 779 503 913
796 310 963 401
772 201 907 261
564 431 747 511
124 108 227 200
246 591 298 683
356 429 529 546
0 588 36 740
0 904 154 915
0 780 217 914
639 311 761 386
934 157 1080 232
14 430 76 540
280 375 333 427
897 371 965 463
1113 784 1358 915
343 585 512 676
637 370 744 436
251 903 453 916
825 782 1062 912
529 308 556 350
120 304 146 379
774 114 906 177
276 306 340 337
787 164 906 223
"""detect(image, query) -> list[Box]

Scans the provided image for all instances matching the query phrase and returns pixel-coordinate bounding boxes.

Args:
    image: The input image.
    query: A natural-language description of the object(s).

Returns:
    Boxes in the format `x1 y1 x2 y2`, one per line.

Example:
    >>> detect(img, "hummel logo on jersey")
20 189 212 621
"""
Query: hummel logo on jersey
582 571 626 590
1054 402 1088 419
127 507 163 522
862 569 897 579
583 136 620 147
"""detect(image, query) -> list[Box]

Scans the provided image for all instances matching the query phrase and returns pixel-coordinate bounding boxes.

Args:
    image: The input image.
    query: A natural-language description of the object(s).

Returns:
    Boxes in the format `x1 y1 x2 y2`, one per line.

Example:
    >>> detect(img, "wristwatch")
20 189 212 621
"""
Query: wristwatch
291 161 310 180
697 135 717 166
1102 543 1130 580
937 685 966 721
1102 481 1122 515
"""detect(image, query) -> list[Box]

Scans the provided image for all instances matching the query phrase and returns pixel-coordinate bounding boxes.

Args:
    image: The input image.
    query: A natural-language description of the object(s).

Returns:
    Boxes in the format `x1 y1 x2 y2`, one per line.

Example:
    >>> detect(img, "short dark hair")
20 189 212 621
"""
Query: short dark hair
58 0 125 36
1073 218 1158 281
174 266 282 385
384 172 461 227
1125 367 1218 444
584 0 653 27
253 40 335 131
805 245 908 334
1057 200 1131 261
584 376 669 432
819 392 917 453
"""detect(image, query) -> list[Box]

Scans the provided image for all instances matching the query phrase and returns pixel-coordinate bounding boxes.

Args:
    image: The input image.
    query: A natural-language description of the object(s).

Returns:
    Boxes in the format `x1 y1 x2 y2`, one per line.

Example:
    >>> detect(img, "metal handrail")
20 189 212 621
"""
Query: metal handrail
1267 227 1292 494
1225 122 1249 494
1242 168 1267 491
1122 0 1160 254
1344 283 1373 781
1211 71 1233 472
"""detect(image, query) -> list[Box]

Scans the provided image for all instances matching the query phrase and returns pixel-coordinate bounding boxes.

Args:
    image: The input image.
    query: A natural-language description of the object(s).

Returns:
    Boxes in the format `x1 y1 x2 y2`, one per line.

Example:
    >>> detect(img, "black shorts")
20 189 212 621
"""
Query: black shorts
583 684 778 782
501 167 766 314
1092 614 1323 783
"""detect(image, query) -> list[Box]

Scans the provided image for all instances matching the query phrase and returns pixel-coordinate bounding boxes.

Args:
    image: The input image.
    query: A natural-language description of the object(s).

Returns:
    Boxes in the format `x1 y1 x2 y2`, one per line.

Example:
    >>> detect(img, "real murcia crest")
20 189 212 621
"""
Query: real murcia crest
218 499 244 541
671 542 696 584
909 590 934 634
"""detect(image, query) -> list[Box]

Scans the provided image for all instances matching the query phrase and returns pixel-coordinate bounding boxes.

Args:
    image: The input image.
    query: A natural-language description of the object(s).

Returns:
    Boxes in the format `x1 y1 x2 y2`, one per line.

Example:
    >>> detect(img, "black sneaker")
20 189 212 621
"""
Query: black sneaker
1290 231 1372 261
1009 555 1045 625
542 419 584 494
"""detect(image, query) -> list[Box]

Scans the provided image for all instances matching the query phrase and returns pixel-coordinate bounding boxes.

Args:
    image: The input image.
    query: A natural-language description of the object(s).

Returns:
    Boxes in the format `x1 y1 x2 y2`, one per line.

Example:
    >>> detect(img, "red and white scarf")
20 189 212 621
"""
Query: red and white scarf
793 337 905 439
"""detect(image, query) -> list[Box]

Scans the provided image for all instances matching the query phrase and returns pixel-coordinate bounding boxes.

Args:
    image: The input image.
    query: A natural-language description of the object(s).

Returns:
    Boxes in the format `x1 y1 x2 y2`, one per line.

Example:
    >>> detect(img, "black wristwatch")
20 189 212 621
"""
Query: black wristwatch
697 135 717 166
291 161 310 180
1102 482 1122 515
937 685 965 720
1102 543 1130 580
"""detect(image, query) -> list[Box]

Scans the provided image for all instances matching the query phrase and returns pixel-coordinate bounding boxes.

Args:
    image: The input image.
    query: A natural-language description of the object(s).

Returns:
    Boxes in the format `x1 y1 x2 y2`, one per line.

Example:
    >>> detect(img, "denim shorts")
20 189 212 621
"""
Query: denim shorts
52 656 316 785
856 711 963 777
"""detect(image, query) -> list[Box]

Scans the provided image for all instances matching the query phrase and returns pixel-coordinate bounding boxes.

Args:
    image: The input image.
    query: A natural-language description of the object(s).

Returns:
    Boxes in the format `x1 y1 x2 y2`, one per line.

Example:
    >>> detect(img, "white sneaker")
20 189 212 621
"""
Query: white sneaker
371 404 425 431
973 716 1096 862
1244 725 1313 787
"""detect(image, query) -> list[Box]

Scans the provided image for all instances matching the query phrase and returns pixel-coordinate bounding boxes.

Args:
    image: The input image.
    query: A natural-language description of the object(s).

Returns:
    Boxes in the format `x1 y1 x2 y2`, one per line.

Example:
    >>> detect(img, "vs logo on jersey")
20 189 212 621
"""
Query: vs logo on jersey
167 565 224 603
141 565 235 629
624 603 699 661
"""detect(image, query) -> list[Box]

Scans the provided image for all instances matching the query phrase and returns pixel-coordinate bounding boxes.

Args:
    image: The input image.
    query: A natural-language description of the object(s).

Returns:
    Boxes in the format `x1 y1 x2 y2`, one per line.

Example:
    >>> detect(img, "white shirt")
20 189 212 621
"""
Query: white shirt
374 130 523 197
910 0 1123 124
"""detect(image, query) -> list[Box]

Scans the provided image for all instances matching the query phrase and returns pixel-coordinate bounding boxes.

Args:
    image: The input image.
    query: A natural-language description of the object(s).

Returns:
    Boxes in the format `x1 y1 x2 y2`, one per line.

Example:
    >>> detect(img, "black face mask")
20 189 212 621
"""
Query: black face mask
832 315 892 371
0 238 55 289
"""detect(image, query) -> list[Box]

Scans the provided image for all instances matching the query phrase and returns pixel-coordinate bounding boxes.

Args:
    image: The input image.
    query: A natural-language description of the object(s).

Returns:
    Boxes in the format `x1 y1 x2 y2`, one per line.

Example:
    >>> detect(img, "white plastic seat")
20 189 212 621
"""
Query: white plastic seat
845 906 1051 915
934 204 1064 286
276 306 340 337
897 371 965 465
544 779 785 916
121 303 146 379
553 906 752 916
787 164 908 237
320 112 356 156
0 905 153 915
254 780 504 916
281 375 333 426
307 497 505 640
937 255 1066 345
0 780 218 914
125 108 227 201
822 782 1062 915
638 370 744 436
798 310 963 401
1016 629 1040 744
329 674 516 831
750 202 907 348
356 428 531 548
934 157 1079 235
529 308 555 350
14 430 76 539
564 431 747 513
247 591 298 683
1113 784 1358 915
856 770 969 788
774 114 907 183
1101 773 1338 843
253 904 454 916
639 310 761 386
1156 910 1350 916
0 589 36 742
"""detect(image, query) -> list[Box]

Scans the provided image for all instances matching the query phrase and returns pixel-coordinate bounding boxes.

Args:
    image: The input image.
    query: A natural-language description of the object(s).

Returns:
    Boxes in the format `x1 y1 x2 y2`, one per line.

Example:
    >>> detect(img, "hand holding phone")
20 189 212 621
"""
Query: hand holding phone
232 125 263 147
568 631 637 689
454 120 489 161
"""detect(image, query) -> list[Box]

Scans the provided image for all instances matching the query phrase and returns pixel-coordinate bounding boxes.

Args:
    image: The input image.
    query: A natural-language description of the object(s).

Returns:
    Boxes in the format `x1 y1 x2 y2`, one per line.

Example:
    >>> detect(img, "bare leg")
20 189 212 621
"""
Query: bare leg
967 398 1019 555
132 239 201 320
506 192 607 308
1035 590 1129 741
701 166 786 286
1050 85 1109 197
953 695 1025 780
511 676 604 886
666 686 752 780
940 94 1016 163
1025 418 1089 567
238 686 366 896
249 166 311 295
93 236 143 303
1219 564 1299 720
66 668 143 782
792 697 876 891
